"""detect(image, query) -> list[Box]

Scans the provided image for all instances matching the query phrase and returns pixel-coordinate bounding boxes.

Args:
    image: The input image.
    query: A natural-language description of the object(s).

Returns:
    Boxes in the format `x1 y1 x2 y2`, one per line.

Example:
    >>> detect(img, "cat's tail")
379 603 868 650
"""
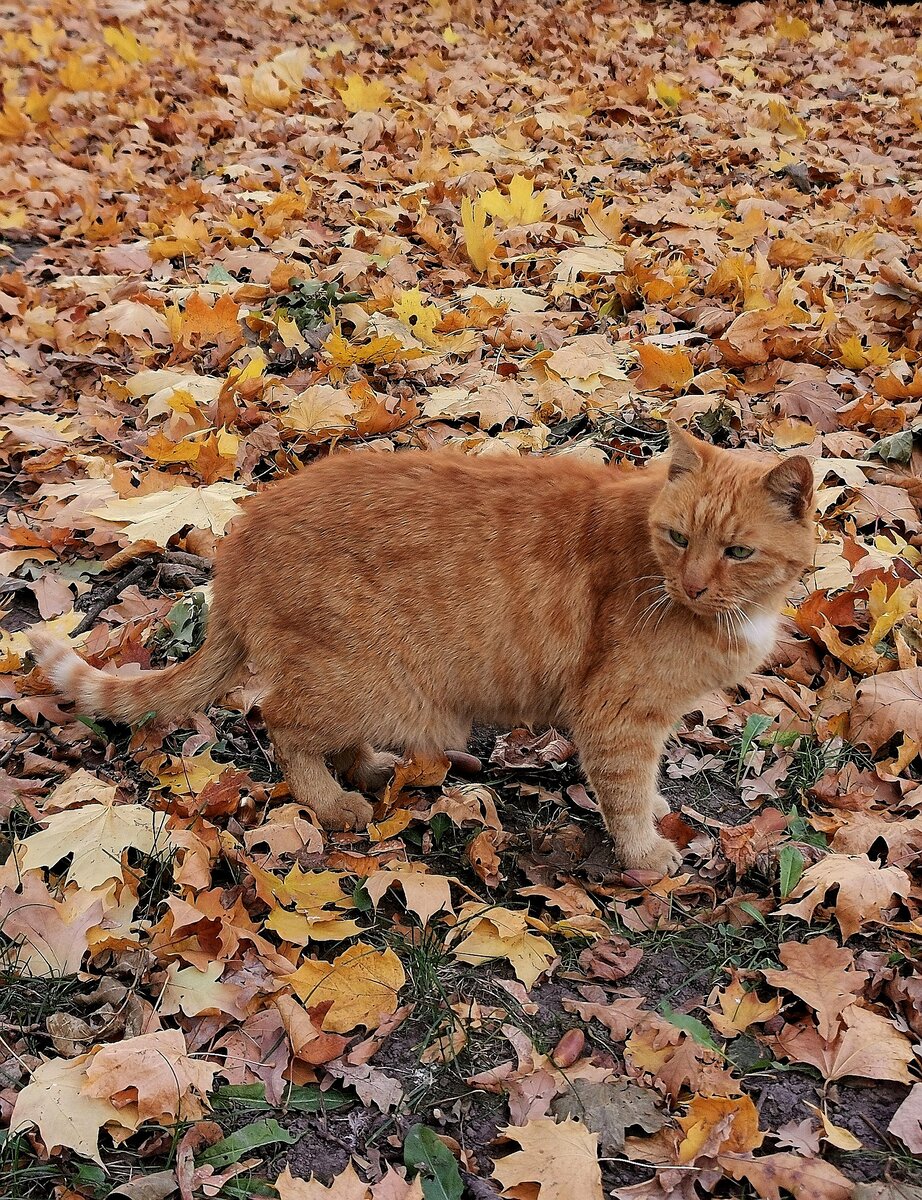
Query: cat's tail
29 620 246 725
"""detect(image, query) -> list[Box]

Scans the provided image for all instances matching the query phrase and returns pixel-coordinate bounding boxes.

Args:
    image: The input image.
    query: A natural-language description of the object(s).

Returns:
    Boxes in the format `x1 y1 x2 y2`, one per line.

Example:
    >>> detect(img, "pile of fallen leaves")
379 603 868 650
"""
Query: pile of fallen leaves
1 0 921 1196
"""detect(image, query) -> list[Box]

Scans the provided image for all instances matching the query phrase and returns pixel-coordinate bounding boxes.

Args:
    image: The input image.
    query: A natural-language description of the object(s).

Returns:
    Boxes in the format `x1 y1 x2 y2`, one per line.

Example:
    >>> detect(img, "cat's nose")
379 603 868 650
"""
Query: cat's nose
683 580 708 600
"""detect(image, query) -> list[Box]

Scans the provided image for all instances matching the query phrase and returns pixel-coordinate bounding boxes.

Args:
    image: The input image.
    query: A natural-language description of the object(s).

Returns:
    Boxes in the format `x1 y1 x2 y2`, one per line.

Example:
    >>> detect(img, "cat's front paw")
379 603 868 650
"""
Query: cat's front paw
652 794 671 821
621 833 682 877
320 791 374 831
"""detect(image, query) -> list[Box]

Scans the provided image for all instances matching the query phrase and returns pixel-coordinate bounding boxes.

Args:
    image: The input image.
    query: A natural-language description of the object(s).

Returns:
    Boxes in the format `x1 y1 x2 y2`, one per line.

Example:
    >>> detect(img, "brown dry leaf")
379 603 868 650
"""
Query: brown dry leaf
491 1116 603 1200
551 1078 665 1154
778 854 911 939
83 1030 218 1123
717 1152 854 1200
888 1083 922 1154
774 1005 914 1084
0 873 105 977
719 808 787 873
852 668 922 754
363 862 454 927
761 938 866 1041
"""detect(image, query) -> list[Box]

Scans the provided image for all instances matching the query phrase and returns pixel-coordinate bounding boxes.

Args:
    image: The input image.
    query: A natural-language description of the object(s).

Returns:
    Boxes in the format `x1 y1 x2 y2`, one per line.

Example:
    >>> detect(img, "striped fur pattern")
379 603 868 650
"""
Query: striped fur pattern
31 426 815 873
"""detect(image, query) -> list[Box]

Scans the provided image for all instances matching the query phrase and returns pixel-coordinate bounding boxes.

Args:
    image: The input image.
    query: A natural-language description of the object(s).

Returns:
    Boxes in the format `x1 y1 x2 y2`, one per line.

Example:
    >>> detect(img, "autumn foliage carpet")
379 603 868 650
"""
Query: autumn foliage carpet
1 0 922 1197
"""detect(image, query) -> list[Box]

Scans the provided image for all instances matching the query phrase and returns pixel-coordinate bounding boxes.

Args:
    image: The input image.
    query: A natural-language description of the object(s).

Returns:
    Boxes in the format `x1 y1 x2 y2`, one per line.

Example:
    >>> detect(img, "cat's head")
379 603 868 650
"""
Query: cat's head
648 423 815 617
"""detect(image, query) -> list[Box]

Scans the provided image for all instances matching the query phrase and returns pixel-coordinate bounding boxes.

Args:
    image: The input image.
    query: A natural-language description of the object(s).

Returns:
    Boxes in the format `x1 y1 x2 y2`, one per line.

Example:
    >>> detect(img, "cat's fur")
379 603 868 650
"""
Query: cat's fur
31 426 815 876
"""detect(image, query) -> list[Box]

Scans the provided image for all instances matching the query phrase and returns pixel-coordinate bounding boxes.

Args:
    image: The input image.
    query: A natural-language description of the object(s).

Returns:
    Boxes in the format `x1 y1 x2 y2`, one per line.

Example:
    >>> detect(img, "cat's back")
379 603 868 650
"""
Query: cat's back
236 450 615 543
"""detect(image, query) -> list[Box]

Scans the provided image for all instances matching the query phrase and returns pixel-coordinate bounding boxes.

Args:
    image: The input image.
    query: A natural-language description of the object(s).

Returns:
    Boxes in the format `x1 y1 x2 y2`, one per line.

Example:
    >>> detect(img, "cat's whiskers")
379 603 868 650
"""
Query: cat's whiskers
637 590 670 635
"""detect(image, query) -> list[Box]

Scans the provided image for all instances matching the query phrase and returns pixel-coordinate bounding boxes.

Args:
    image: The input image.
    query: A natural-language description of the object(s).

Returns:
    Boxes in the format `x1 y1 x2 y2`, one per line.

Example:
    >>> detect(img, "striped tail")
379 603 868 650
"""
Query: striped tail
28 621 245 725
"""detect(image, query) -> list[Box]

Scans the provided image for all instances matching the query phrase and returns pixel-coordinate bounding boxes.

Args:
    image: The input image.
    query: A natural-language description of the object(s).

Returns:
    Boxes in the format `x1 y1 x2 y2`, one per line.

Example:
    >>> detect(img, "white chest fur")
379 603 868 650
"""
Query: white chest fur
739 611 780 661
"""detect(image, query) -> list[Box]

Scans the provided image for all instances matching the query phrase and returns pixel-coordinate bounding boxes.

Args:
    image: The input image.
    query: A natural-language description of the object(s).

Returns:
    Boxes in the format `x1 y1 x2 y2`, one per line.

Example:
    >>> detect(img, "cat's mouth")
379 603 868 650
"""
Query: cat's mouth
664 581 734 619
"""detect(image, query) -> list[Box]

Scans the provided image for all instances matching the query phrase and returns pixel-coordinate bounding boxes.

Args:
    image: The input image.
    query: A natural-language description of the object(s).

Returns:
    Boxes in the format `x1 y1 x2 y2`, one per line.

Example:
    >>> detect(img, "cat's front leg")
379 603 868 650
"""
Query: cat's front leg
574 711 681 876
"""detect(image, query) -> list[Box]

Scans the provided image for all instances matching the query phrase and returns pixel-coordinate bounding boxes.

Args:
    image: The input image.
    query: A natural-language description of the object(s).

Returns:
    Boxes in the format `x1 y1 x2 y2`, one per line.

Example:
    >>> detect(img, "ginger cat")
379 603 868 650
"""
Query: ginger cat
32 426 815 876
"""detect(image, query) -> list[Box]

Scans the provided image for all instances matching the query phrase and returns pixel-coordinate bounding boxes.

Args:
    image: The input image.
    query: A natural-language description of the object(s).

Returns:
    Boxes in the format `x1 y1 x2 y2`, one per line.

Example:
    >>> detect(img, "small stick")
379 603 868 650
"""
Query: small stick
72 562 150 636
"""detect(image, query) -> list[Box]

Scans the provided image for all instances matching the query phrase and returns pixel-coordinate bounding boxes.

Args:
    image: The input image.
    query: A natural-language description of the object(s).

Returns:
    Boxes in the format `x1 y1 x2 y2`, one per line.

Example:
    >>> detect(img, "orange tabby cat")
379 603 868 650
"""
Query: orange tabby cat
31 425 815 875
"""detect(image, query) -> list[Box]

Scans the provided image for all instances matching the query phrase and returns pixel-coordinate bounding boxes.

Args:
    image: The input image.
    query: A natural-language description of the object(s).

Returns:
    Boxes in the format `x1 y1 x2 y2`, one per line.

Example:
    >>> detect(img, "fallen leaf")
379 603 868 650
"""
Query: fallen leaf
762 938 866 1041
491 1117 603 1200
284 943 406 1033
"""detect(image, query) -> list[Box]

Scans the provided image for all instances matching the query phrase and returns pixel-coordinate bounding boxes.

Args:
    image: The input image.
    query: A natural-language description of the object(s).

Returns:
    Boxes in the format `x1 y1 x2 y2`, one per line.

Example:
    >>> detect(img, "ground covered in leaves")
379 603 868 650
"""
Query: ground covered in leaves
1 0 922 1197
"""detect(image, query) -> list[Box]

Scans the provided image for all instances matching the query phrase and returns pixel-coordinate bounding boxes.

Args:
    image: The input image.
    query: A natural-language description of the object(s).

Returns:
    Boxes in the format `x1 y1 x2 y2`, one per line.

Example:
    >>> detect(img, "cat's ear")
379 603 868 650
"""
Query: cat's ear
764 455 814 519
667 422 703 480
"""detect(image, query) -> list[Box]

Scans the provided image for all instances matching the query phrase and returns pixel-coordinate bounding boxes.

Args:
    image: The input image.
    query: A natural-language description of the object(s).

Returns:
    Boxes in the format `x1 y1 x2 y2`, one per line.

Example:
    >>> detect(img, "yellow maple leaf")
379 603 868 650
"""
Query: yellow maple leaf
708 978 781 1039
480 174 547 225
323 327 411 378
266 907 364 944
58 53 100 92
651 76 683 109
147 212 210 261
768 99 808 140
774 14 811 40
460 197 499 273
391 287 443 348
336 73 390 113
448 903 555 989
103 24 156 65
837 335 870 370
285 942 406 1032
89 481 249 546
15 801 170 889
867 578 912 646
144 748 226 797
0 100 30 141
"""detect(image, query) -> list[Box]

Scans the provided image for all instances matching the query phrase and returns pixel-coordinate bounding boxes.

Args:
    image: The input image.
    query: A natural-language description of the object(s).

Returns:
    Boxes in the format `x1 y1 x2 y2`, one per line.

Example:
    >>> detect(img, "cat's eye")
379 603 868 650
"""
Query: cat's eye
725 545 755 560
668 529 689 548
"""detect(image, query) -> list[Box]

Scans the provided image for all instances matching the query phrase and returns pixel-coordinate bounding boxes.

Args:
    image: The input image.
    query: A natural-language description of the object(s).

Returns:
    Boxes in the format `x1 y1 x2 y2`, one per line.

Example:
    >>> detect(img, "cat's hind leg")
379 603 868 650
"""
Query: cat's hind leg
264 708 373 830
331 744 399 792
